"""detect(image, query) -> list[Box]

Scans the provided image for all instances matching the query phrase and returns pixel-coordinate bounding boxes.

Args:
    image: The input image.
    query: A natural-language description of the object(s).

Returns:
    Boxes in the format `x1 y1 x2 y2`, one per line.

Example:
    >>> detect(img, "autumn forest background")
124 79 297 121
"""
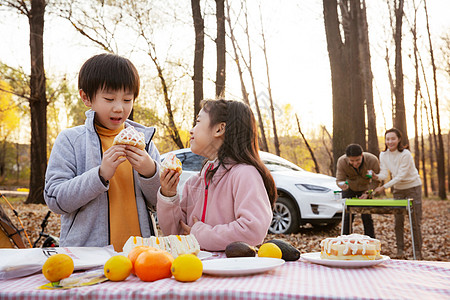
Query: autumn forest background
0 0 449 204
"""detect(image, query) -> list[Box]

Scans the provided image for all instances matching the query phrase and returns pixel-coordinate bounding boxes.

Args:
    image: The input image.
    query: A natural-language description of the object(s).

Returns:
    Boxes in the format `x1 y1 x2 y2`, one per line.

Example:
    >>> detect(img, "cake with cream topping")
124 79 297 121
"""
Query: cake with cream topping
320 234 381 260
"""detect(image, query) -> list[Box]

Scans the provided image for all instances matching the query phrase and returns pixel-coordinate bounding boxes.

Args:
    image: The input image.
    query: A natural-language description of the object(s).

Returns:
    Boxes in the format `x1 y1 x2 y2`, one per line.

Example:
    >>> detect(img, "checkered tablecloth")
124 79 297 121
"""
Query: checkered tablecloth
0 253 449 300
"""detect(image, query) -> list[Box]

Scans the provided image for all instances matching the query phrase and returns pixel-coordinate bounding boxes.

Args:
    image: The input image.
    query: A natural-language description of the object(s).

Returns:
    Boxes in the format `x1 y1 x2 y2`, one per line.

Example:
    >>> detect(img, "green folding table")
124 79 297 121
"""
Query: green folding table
341 198 418 260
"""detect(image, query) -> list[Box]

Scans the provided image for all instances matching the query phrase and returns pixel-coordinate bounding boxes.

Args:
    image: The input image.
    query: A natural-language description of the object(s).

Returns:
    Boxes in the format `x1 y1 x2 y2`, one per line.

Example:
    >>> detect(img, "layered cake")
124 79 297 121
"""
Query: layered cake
320 234 382 260
123 234 200 258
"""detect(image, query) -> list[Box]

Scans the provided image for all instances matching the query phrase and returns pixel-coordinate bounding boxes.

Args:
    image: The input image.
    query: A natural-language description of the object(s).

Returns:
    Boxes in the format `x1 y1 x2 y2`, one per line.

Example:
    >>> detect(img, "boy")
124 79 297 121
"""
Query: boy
44 53 160 251
336 144 380 238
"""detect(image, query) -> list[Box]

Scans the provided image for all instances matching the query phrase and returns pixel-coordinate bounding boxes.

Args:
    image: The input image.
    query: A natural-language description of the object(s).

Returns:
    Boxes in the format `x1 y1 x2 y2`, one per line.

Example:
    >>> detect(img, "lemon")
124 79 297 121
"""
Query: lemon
171 254 203 282
104 255 132 282
42 253 74 282
258 242 282 259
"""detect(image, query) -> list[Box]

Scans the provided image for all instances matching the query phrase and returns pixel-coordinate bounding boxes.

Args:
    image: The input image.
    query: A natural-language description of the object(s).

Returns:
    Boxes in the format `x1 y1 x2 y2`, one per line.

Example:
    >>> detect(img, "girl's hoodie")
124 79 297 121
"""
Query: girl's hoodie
157 161 273 251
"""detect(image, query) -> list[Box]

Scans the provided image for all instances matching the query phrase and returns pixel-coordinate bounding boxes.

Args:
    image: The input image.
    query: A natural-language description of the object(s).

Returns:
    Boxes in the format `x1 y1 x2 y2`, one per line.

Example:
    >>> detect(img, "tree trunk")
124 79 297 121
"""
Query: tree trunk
225 0 249 105
321 125 335 176
393 0 408 144
26 0 47 204
191 0 204 125
423 0 446 199
215 0 226 99
296 114 320 173
243 5 268 152
420 100 428 197
348 0 365 148
323 0 352 169
424 101 436 194
412 0 420 170
359 0 378 156
260 11 280 156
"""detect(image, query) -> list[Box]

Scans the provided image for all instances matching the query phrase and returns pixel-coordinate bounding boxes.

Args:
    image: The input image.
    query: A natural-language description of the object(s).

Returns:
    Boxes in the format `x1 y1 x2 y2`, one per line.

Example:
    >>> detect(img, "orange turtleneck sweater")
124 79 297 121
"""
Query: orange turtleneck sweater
95 123 142 251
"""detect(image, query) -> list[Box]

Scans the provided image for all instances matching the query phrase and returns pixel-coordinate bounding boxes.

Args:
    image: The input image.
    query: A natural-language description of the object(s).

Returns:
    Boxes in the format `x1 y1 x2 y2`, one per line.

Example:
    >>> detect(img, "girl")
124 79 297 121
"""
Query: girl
373 128 422 259
157 99 277 251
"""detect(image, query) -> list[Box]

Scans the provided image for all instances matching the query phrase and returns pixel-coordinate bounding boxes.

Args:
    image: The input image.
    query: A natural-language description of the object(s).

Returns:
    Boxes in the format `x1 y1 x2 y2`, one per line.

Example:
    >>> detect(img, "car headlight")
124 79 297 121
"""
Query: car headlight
295 184 331 193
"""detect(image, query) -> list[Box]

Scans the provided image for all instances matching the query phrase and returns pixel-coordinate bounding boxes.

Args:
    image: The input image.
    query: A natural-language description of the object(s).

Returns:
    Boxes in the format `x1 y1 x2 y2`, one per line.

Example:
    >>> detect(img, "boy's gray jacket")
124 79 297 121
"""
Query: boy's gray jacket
44 110 160 247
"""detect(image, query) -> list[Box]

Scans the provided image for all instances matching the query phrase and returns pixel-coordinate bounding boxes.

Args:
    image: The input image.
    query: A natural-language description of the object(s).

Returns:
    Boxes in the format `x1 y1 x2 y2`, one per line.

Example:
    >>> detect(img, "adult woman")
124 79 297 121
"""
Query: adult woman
373 128 422 259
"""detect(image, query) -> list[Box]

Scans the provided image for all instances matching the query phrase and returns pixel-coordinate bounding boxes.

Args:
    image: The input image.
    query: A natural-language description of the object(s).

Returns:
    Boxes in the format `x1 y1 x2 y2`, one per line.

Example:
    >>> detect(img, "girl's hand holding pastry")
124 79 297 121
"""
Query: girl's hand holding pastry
160 168 180 197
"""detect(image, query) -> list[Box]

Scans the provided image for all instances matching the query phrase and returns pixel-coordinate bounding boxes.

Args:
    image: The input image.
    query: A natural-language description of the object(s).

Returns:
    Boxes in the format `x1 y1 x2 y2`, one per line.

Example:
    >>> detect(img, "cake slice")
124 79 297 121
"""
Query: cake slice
320 234 381 260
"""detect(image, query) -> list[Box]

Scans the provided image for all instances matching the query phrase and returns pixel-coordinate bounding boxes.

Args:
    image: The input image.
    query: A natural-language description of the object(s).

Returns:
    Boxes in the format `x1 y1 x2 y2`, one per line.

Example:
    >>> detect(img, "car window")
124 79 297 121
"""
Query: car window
175 152 205 172
263 158 303 172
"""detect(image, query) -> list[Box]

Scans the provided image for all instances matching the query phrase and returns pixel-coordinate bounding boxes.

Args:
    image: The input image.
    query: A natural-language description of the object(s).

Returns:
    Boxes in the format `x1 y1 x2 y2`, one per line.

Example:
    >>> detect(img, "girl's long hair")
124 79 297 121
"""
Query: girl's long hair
201 99 277 208
384 128 407 152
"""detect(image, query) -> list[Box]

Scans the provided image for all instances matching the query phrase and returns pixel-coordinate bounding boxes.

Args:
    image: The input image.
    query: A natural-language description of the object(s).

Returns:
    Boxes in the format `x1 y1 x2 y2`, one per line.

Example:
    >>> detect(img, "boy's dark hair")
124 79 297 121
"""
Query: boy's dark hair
78 53 140 101
201 99 277 208
384 128 407 152
345 144 363 157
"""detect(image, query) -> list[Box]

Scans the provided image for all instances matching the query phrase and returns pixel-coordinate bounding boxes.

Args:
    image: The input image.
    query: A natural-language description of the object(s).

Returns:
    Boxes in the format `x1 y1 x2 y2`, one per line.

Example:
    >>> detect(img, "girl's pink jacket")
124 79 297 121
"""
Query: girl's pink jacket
157 162 273 251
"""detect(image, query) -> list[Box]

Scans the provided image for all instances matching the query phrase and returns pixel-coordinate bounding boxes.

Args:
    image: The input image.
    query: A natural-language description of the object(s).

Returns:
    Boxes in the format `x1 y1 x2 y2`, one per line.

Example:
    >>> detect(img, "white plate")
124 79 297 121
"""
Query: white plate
202 257 285 276
197 251 212 260
301 252 390 268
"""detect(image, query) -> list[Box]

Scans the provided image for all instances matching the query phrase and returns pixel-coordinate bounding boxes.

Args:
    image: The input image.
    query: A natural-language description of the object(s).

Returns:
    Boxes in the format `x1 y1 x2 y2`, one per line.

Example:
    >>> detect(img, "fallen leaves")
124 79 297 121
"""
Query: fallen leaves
1 198 448 261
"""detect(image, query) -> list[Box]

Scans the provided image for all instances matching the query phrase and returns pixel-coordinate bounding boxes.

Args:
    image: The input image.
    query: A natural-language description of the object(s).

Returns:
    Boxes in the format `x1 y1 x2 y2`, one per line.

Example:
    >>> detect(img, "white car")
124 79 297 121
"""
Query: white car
160 148 342 234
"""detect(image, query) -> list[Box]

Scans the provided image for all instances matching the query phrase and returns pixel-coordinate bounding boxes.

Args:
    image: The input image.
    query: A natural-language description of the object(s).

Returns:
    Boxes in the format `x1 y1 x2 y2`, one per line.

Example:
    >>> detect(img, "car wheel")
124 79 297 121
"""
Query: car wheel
269 197 300 234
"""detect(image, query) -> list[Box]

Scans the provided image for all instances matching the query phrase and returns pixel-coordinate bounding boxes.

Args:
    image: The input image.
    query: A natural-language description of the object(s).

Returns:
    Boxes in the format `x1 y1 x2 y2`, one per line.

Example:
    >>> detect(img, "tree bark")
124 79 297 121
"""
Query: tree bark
423 0 446 199
393 0 408 144
26 0 47 204
215 0 226 99
323 0 352 170
192 0 204 124
296 114 320 173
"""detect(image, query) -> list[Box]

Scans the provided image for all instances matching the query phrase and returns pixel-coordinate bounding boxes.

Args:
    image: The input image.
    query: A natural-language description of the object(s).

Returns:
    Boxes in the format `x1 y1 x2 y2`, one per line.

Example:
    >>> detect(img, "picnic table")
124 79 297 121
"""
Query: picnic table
0 252 448 300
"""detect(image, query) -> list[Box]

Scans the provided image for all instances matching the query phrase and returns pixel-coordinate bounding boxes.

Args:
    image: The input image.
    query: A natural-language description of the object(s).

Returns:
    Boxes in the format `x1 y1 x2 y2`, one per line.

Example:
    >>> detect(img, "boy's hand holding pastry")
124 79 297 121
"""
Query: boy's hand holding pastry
99 145 127 181
124 146 156 178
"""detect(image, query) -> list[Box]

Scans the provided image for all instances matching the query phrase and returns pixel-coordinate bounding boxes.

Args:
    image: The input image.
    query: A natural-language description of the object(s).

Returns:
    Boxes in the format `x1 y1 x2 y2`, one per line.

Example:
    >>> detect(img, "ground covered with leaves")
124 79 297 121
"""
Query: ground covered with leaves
1 198 448 261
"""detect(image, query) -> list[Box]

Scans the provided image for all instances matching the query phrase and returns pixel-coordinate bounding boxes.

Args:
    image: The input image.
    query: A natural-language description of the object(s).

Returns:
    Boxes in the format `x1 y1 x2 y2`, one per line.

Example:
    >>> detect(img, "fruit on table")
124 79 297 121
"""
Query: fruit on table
42 253 74 282
225 241 257 258
171 254 203 282
104 255 132 281
128 245 158 275
266 239 300 261
257 242 282 259
135 249 174 282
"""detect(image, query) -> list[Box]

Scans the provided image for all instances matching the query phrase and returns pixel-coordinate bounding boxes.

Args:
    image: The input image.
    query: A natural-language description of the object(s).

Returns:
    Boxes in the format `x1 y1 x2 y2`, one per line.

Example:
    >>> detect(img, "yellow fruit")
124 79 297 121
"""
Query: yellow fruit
104 255 132 282
258 243 282 259
42 253 74 282
171 254 203 282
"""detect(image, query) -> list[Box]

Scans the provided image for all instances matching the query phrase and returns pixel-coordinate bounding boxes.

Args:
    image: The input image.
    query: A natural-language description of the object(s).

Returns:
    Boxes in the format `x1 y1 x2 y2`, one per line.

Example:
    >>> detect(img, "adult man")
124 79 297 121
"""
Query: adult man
336 144 380 238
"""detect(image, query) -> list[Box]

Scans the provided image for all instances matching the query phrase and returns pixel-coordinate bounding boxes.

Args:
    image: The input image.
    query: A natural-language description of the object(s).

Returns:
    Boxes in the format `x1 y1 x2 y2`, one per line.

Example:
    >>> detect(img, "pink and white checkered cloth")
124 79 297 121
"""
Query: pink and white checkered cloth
0 254 448 300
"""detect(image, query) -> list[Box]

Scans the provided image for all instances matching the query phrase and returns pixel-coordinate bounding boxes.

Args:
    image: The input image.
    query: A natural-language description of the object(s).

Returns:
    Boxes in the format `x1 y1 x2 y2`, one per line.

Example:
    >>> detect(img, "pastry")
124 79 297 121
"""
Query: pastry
123 234 200 258
160 152 182 175
112 126 146 150
320 234 381 260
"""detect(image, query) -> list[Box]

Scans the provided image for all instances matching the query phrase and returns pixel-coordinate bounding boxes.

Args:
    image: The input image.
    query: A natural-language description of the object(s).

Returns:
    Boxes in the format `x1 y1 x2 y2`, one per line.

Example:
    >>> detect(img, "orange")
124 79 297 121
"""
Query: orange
135 249 174 282
128 246 158 275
